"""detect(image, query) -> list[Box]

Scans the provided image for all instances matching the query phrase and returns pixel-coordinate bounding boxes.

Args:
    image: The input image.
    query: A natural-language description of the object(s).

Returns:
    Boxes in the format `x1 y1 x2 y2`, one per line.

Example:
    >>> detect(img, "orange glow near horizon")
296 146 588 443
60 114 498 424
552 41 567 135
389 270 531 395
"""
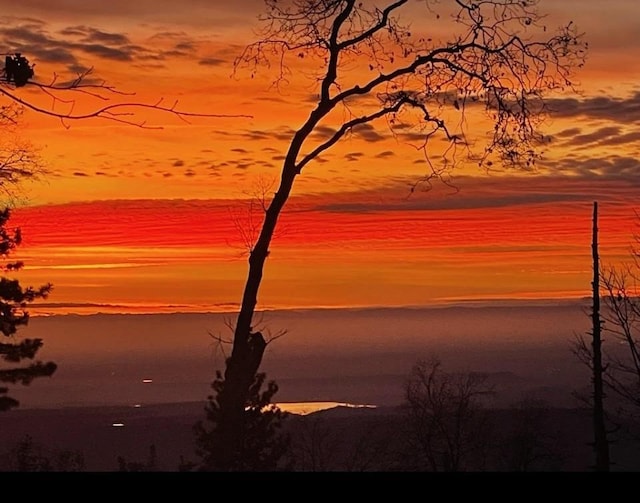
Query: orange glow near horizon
9 174 639 314
1 1 639 314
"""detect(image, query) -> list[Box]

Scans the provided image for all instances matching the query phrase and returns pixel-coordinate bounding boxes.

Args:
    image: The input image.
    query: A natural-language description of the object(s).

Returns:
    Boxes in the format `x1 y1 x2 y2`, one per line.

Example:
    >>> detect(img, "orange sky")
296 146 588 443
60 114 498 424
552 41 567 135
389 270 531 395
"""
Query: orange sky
2 0 640 314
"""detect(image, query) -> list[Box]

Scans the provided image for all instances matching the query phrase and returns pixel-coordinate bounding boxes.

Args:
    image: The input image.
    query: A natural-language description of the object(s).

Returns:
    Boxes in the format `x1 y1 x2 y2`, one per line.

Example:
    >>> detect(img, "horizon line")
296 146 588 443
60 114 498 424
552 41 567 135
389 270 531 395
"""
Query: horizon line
26 296 593 317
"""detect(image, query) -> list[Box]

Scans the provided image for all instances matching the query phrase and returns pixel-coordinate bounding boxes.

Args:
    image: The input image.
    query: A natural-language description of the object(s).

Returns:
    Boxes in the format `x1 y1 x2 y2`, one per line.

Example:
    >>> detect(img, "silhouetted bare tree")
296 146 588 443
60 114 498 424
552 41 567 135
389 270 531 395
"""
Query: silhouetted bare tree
599 267 640 424
574 202 610 470
288 414 340 471
288 412 394 471
402 357 494 471
0 106 45 202
213 0 587 470
581 249 640 446
572 202 612 470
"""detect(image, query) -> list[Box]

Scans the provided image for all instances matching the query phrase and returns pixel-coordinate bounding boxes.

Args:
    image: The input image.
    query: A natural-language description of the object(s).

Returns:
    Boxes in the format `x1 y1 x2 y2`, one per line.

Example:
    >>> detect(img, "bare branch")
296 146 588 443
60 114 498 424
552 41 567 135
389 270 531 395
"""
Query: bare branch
320 0 357 102
239 0 585 179
296 93 409 172
1 54 252 128
0 106 46 204
337 1 408 51
0 86 251 129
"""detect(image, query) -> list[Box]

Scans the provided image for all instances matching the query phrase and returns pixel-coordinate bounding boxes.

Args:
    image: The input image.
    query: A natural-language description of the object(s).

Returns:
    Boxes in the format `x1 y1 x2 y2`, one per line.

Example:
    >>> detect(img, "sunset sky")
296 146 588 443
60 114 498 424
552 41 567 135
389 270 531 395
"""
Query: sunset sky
1 0 639 314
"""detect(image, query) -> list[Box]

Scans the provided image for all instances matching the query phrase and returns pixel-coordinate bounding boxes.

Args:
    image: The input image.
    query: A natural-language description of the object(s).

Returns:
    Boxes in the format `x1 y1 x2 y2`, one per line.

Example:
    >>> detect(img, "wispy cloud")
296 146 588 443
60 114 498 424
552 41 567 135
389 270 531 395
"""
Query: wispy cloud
344 152 365 162
351 123 386 143
60 25 131 45
547 90 640 124
543 154 640 181
2 1 265 29
0 17 157 73
198 57 227 66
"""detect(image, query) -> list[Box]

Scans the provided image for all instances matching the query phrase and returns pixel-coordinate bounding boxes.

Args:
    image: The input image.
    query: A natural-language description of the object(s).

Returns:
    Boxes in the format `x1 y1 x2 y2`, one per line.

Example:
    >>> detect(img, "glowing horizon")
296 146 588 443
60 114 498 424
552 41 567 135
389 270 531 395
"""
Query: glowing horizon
1 0 639 315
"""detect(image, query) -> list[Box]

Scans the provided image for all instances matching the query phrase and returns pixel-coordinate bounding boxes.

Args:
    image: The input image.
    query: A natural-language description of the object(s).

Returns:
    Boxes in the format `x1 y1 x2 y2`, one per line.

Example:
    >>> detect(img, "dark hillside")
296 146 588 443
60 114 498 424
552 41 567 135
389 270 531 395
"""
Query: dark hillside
0 402 638 471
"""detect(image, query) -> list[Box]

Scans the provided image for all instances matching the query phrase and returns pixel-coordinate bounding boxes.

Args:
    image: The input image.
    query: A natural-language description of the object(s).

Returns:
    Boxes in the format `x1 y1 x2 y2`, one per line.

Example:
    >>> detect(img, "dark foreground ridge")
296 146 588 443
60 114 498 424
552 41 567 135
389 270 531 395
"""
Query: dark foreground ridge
0 401 639 471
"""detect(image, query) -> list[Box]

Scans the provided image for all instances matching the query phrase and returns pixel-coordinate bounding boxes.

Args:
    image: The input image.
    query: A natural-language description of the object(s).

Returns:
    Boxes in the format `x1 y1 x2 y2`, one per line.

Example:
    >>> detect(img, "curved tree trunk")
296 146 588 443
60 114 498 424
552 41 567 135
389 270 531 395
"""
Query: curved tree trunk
214 153 305 469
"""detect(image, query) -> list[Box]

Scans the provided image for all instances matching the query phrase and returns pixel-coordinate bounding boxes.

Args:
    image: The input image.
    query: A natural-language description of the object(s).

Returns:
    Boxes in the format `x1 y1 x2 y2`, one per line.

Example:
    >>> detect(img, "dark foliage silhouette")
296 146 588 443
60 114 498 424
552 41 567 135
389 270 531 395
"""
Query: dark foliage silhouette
117 445 158 472
0 208 55 411
1 434 84 471
193 370 290 471
3 54 34 88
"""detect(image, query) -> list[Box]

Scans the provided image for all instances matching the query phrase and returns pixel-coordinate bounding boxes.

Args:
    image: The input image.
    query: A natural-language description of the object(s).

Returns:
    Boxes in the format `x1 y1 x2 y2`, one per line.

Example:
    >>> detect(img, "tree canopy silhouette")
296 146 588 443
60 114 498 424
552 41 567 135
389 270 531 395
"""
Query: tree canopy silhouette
0 207 55 411
211 0 588 471
4 54 34 88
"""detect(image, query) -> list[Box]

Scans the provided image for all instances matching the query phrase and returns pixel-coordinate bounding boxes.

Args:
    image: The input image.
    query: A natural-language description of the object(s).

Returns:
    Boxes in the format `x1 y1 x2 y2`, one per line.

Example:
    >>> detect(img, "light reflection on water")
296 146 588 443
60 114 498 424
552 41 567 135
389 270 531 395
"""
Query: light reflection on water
276 402 376 415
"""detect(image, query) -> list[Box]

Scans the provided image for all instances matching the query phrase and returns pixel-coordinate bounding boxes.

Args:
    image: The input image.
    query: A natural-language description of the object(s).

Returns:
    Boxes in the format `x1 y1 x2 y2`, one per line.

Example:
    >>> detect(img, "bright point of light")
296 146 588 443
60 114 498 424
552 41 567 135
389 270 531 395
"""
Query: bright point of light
112 423 125 427
133 404 142 408
142 379 153 383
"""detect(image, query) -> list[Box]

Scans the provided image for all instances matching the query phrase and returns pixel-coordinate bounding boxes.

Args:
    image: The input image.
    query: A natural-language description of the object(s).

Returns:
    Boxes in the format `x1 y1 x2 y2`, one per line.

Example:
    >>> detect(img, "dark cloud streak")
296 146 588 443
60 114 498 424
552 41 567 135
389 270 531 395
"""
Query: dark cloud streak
548 91 640 124
0 16 172 73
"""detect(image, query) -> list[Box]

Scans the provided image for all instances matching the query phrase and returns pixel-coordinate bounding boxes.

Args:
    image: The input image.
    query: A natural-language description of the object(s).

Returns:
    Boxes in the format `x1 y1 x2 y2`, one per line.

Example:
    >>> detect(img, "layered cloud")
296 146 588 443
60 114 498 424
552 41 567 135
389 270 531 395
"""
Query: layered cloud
9 172 637 313
547 91 640 124
2 0 264 30
0 17 150 72
12 174 638 253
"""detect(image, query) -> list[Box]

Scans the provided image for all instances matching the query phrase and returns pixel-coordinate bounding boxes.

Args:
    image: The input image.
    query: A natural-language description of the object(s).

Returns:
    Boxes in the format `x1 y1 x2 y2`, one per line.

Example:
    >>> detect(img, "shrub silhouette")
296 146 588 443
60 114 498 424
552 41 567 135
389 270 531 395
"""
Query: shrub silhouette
193 370 290 471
